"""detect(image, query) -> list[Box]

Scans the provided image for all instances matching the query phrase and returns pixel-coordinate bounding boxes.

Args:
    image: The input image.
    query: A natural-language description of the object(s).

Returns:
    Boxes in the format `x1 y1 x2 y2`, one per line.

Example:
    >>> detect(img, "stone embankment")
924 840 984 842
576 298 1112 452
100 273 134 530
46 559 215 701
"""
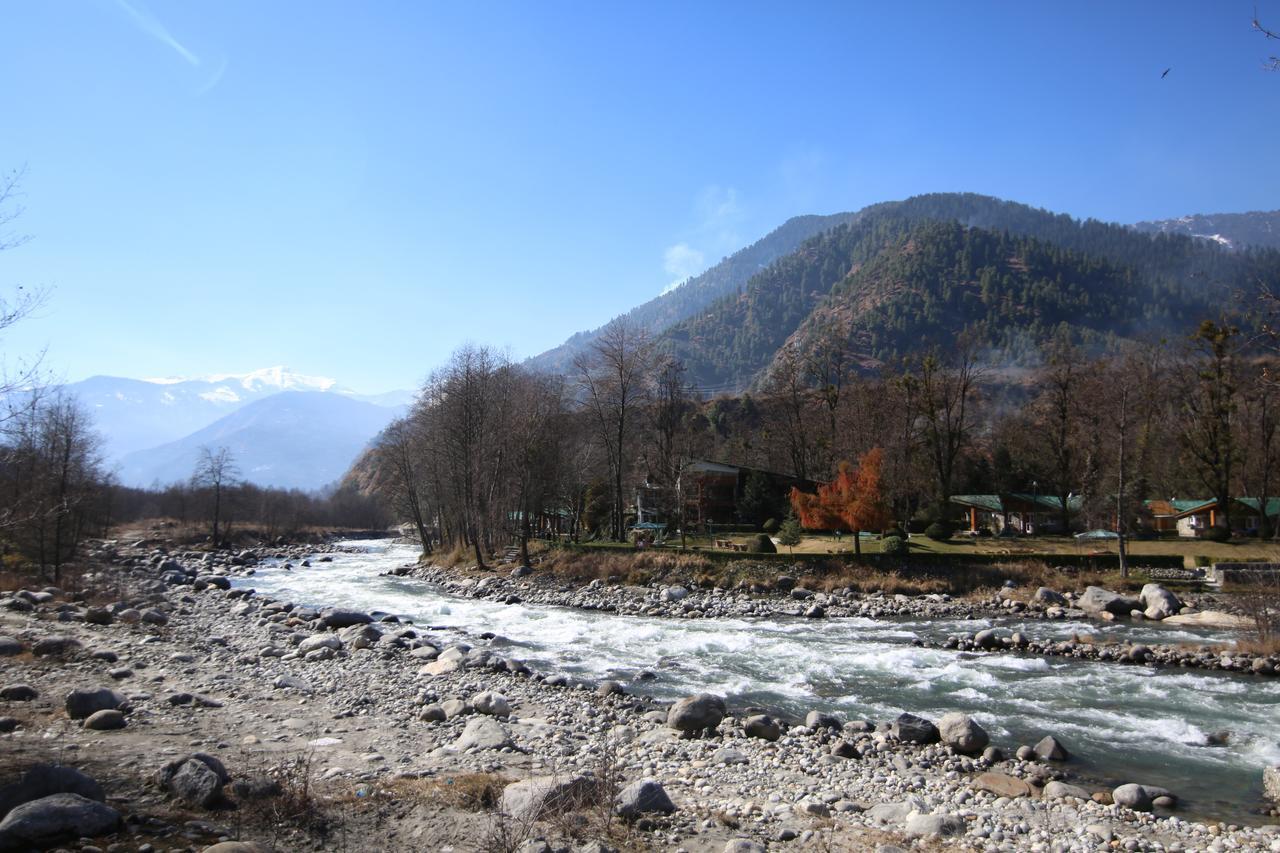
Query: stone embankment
0 541 1276 851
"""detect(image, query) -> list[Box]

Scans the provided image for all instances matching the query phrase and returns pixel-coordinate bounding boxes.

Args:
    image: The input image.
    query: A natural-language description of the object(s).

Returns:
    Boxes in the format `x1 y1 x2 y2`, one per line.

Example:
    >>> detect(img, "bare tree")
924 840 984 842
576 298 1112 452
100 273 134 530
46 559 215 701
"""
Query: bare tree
1178 320 1240 534
1254 9 1280 70
192 446 240 548
764 345 816 481
904 344 985 517
1031 334 1094 534
574 318 653 541
507 370 567 566
648 356 698 547
0 166 48 428
373 417 434 557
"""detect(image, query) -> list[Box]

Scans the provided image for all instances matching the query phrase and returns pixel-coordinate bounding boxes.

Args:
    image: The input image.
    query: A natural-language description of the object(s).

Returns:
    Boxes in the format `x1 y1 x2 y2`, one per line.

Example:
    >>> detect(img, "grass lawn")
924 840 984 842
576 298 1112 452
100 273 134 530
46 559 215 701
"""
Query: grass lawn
702 532 1280 562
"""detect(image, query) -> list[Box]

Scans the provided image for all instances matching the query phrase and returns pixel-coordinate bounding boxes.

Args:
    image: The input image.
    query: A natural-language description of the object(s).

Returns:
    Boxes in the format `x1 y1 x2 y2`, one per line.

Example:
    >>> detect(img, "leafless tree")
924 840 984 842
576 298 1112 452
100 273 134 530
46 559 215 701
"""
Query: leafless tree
764 345 816 481
1178 320 1240 533
648 356 698 546
904 344 986 516
507 370 567 566
373 417 434 556
1254 9 1280 70
574 318 653 541
192 446 240 548
0 166 48 427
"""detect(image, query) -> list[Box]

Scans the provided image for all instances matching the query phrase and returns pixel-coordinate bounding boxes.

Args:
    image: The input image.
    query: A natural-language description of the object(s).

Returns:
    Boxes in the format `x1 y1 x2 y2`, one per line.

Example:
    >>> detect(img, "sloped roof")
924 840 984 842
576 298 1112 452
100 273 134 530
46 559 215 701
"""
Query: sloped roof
950 493 1083 512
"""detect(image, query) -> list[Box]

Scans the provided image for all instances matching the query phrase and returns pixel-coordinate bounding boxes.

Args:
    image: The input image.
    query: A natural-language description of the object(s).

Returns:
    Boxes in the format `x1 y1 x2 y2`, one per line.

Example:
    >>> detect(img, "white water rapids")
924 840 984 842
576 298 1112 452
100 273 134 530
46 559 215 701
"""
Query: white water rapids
236 539 1280 821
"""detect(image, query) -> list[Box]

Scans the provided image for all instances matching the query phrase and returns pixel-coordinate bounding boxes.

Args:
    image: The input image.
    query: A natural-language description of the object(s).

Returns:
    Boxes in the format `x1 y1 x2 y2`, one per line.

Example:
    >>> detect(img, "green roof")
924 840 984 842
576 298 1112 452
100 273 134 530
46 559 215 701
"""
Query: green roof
950 494 1083 512
1238 498 1280 517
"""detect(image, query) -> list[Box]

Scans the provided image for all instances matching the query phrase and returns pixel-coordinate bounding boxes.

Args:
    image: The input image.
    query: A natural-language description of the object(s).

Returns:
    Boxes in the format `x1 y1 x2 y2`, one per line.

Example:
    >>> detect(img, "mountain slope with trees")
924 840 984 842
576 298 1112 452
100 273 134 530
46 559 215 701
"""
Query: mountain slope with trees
1132 210 1280 250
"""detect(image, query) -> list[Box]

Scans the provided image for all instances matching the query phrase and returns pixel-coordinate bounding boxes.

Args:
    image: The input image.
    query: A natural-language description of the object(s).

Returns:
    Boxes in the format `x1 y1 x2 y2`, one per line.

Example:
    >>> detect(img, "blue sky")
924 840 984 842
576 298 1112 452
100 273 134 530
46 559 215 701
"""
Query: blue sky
2 1 1278 393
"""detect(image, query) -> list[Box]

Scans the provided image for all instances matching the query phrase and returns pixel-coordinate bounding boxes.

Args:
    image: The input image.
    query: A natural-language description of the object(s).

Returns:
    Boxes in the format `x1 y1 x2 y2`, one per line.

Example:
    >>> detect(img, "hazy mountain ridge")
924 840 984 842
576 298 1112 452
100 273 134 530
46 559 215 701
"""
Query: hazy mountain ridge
116 391 403 491
1131 210 1280 250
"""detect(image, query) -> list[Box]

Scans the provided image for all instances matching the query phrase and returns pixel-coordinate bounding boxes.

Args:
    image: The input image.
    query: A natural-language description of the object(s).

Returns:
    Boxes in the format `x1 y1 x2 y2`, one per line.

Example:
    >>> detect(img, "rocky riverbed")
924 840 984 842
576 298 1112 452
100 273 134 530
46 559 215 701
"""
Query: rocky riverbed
0 540 1278 852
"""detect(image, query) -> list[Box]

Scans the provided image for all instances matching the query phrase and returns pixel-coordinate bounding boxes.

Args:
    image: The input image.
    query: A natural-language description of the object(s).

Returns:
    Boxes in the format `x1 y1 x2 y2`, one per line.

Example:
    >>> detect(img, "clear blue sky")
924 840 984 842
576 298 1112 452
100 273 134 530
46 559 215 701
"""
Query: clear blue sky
2 1 1277 393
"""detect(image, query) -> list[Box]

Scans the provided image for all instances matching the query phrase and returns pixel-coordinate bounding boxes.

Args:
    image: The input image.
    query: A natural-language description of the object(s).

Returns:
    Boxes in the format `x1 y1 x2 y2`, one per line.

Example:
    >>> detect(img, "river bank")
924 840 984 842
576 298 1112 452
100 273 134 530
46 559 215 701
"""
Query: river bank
0 538 1277 851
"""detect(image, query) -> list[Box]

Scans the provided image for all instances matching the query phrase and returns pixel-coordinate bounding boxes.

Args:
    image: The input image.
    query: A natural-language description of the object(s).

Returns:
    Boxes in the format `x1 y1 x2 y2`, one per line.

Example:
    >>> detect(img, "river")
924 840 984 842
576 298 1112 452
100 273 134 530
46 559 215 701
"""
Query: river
235 538 1280 822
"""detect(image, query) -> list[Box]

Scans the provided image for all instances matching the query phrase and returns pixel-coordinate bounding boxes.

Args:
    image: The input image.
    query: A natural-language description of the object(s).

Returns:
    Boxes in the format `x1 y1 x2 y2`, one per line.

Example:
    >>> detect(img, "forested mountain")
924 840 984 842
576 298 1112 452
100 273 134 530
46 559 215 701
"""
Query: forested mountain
656 193 1279 391
524 211 862 374
1131 210 1280 250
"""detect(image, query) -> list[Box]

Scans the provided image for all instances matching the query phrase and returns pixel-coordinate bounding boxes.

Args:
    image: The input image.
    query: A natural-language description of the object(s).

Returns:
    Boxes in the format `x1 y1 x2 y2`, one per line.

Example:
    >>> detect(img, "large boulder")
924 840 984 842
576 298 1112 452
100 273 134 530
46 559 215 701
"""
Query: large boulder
319 609 373 629
298 634 342 654
156 754 230 808
0 793 119 848
0 684 37 701
1043 780 1092 800
666 693 727 734
65 687 127 720
1140 583 1183 620
1033 587 1068 606
890 712 939 744
455 717 512 750
501 775 599 822
1078 586 1140 617
0 765 105 818
743 714 781 742
83 709 127 731
938 712 988 755
615 778 676 818
804 711 842 731
471 691 511 716
973 771 1031 798
1034 735 1069 761
1112 783 1153 811
905 812 965 837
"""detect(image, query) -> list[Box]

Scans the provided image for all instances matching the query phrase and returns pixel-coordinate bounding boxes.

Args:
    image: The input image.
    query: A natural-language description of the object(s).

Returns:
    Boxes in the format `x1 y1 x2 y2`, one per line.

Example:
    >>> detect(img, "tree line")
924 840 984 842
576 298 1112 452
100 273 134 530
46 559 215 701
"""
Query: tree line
364 309 1278 565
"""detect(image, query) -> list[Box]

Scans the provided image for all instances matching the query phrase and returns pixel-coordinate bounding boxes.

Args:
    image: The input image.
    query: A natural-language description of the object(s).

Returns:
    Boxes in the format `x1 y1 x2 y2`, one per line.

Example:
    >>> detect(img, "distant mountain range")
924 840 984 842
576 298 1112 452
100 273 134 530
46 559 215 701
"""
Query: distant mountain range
116 391 402 491
527 193 1280 392
1131 210 1280 250
55 367 412 490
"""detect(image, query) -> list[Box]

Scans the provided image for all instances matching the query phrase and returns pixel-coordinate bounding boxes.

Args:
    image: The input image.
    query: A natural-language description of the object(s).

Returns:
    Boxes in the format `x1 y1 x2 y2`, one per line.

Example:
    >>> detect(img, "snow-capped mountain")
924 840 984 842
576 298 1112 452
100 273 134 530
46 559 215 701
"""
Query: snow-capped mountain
115 391 402 491
56 367 413 482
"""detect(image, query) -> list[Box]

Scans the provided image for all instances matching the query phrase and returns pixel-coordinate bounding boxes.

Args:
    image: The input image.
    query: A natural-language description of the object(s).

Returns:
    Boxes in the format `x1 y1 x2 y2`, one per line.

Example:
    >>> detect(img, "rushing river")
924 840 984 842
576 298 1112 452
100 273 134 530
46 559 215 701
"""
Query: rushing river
237 539 1280 822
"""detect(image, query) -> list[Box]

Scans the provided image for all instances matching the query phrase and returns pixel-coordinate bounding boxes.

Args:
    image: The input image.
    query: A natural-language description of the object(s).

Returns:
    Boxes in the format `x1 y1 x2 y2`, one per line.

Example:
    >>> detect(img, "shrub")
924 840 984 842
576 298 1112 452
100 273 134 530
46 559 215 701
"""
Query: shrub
1194 555 1213 568
881 525 908 540
881 535 909 557
748 533 777 554
762 518 780 534
925 521 956 542
1200 525 1231 543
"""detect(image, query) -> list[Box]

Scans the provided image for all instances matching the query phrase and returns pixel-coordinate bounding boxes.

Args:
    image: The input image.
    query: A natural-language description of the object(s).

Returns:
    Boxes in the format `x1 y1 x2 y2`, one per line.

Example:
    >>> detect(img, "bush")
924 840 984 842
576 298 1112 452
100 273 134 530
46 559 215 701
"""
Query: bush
881 535 909 557
762 518 780 534
881 525 908 540
925 521 956 542
1194 555 1213 568
1200 525 1231 543
748 533 777 554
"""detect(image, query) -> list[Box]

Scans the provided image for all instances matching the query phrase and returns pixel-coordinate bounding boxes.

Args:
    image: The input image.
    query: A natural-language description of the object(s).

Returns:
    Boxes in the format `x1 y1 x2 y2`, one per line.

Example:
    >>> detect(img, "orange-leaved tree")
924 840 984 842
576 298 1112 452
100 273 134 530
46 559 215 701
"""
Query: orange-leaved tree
789 448 891 556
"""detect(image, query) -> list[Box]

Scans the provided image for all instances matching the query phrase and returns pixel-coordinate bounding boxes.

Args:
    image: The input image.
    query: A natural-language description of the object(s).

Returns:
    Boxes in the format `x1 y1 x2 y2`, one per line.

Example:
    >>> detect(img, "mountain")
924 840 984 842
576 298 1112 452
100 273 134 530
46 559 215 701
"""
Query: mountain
60 367 409 459
115 391 401 491
525 211 863 374
1131 210 1280 250
656 193 1279 391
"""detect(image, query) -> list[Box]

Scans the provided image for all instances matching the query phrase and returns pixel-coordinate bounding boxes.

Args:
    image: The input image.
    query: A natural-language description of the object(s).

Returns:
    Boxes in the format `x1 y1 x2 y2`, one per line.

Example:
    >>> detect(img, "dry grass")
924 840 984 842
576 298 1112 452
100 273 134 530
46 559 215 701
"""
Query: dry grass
417 772 511 811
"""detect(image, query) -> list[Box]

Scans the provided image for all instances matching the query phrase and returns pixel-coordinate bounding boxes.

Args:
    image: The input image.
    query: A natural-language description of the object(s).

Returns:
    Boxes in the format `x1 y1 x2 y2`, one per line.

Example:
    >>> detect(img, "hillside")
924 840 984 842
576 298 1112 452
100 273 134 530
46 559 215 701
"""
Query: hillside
524 211 862 374
1131 210 1280 250
658 193 1279 391
115 391 401 491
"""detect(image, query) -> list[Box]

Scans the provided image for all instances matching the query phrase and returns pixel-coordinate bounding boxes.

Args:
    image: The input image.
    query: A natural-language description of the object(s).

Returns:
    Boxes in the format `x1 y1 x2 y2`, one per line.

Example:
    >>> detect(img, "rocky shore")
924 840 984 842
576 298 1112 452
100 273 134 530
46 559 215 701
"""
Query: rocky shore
0 540 1277 852
404 564 1279 680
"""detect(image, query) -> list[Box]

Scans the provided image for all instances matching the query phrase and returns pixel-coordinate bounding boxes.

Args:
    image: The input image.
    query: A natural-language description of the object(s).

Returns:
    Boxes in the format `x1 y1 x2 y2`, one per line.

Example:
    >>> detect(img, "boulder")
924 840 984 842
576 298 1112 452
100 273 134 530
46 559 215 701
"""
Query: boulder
157 755 228 808
973 771 1031 798
0 793 119 848
890 712 939 744
1033 735 1069 761
1078 586 1140 617
471 691 511 716
938 712 988 755
1033 587 1068 606
666 693 726 734
0 765 105 818
32 636 81 657
973 628 1002 649
615 778 675 818
1162 611 1251 629
1139 583 1183 620
319 609 373 629
1112 783 1152 811
64 687 127 720
0 684 37 702
298 635 342 654
1043 780 1091 800
905 812 965 837
831 740 861 759
804 710 842 731
501 775 598 822
455 717 512 750
83 709 127 730
660 586 689 602
723 841 766 853
743 714 781 742
419 704 446 723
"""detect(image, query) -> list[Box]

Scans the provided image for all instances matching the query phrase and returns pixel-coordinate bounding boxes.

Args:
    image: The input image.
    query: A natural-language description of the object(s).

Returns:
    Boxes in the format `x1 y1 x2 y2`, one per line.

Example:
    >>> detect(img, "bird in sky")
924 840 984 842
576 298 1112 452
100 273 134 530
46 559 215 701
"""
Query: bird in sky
1161 67 1171 78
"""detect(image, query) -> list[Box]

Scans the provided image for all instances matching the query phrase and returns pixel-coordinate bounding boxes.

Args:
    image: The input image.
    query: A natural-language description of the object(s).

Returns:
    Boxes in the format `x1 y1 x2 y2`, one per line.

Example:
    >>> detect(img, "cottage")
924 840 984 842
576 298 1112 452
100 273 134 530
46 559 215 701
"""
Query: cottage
1145 498 1278 538
635 459 814 531
949 493 1083 535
